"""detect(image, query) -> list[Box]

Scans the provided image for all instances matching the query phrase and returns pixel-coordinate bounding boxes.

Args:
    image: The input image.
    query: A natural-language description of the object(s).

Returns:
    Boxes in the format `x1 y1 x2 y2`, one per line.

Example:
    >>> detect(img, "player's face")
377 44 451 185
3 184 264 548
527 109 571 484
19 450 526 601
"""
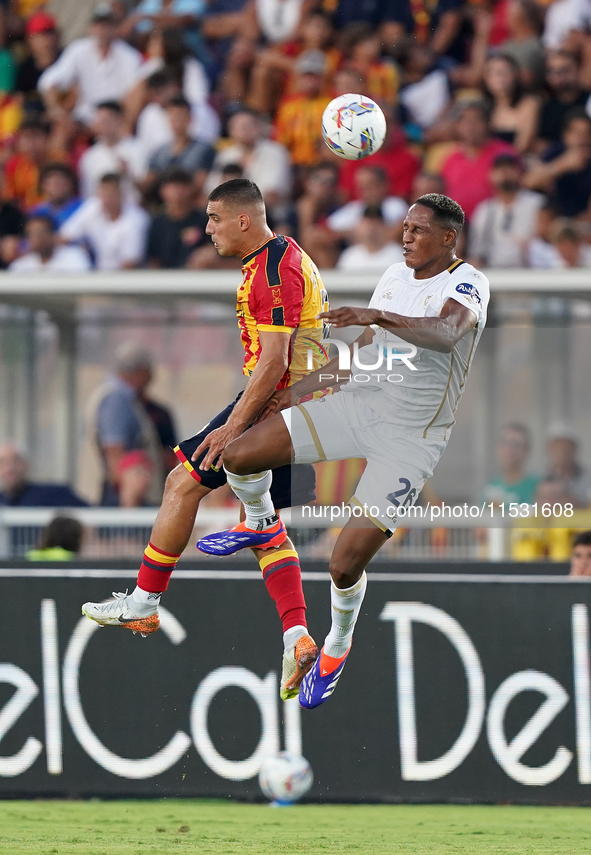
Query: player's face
571 545 591 576
402 204 454 271
206 200 245 256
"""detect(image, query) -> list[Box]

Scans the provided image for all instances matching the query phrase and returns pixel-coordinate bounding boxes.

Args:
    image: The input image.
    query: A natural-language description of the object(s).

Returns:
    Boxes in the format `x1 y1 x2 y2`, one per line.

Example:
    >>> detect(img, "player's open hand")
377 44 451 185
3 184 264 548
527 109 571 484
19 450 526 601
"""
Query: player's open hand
318 307 377 328
192 424 241 471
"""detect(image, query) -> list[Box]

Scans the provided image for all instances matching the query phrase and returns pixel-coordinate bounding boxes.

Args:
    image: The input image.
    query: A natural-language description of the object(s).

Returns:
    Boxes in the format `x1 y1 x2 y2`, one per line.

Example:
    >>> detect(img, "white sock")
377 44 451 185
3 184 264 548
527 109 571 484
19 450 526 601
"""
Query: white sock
132 585 160 613
283 624 308 651
225 469 277 530
323 572 367 658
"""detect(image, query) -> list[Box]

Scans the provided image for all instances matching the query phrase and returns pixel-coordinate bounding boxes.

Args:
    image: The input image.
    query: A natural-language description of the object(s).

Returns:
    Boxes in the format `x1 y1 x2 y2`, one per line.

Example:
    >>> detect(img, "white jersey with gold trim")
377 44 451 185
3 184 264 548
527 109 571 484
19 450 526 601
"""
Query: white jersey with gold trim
340 259 489 439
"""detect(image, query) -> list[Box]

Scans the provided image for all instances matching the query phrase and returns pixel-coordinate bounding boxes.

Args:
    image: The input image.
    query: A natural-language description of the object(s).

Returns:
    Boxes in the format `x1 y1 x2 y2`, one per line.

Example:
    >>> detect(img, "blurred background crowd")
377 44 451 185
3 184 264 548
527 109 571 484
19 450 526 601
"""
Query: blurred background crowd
1 0 591 565
0 0 589 273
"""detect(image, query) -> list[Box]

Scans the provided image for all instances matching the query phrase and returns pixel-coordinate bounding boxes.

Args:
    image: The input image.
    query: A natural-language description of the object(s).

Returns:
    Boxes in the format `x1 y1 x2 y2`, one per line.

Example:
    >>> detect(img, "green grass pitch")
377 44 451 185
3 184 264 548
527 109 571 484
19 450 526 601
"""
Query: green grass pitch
0 800 590 854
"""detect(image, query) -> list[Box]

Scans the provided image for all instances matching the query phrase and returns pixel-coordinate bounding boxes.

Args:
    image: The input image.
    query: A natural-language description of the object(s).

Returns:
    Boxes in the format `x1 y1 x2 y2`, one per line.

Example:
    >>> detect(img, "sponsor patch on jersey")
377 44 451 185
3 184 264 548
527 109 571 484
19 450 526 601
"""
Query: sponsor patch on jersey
455 282 481 305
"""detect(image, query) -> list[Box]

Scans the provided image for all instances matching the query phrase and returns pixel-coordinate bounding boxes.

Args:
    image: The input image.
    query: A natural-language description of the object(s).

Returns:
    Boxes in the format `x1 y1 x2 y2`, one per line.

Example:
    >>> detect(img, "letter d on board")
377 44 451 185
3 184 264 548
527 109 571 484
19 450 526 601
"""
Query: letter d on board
380 602 486 781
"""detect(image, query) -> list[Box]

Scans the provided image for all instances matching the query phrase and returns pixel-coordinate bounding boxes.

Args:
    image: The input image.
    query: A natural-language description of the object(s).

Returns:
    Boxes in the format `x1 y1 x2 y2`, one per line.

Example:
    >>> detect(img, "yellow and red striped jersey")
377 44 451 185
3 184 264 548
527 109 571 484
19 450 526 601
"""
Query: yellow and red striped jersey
237 234 329 389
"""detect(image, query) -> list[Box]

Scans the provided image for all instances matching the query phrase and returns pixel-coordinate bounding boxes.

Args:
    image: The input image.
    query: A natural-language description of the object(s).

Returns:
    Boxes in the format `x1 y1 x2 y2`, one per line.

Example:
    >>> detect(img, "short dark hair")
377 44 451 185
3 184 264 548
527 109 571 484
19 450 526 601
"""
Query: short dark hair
40 162 77 186
413 193 465 235
40 515 83 553
501 423 531 445
19 116 50 135
99 172 121 185
167 95 191 111
573 531 591 548
159 167 192 186
208 178 264 208
146 70 173 89
27 213 56 232
96 100 124 115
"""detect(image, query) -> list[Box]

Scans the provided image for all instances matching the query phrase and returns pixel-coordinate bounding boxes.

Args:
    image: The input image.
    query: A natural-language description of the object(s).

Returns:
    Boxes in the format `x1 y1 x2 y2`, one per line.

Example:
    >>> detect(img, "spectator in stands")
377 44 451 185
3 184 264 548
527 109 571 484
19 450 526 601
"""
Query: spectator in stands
482 424 539 505
527 200 561 267
398 44 451 133
16 11 61 106
340 23 398 108
247 10 337 115
9 214 91 272
537 51 591 148
30 164 81 228
146 168 208 268
78 101 148 201
274 50 330 167
327 164 407 237
525 109 591 218
381 0 464 59
440 101 516 220
121 0 206 60
482 54 541 153
131 27 209 115
0 442 86 506
207 108 292 217
336 207 403 272
469 154 544 268
38 1 143 127
569 530 591 576
536 424 591 508
135 70 220 158
0 200 24 269
501 0 545 89
60 173 149 270
90 342 173 506
295 162 342 267
338 116 421 202
544 218 591 267
26 515 84 561
146 96 214 195
3 116 65 211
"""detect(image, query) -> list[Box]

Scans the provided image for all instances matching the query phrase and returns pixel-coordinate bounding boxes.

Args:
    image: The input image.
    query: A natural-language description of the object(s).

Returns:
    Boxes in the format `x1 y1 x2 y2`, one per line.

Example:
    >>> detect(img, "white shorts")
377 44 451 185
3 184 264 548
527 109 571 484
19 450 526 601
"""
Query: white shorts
281 391 446 533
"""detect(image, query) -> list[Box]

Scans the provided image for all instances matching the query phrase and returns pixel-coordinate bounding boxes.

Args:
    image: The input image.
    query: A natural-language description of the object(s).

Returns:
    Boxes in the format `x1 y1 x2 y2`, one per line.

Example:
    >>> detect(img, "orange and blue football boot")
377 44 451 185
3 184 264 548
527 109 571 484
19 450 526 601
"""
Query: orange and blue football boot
298 646 350 709
196 518 287 556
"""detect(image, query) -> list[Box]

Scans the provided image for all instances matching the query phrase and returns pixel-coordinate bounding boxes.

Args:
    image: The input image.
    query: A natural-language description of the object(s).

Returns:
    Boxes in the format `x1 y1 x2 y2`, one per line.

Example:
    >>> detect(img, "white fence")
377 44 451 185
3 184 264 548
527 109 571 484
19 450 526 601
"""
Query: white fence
0 506 508 562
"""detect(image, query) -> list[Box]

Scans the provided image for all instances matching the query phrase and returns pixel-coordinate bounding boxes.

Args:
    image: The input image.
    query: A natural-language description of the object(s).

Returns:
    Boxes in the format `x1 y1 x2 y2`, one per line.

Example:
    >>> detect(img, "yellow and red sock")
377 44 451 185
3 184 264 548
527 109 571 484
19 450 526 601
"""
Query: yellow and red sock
259 547 306 632
137 541 181 593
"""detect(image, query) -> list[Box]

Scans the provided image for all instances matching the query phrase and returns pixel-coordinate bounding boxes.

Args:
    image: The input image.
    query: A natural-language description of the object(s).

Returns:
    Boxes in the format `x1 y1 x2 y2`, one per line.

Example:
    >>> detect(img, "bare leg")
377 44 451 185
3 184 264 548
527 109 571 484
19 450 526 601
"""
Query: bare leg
223 414 293 475
328 515 389 588
150 464 212 554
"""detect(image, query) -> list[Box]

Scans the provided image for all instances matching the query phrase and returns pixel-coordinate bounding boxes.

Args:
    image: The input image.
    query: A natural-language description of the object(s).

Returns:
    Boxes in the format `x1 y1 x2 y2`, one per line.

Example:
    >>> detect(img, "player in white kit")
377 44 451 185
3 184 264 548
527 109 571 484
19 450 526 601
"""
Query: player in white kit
195 194 489 708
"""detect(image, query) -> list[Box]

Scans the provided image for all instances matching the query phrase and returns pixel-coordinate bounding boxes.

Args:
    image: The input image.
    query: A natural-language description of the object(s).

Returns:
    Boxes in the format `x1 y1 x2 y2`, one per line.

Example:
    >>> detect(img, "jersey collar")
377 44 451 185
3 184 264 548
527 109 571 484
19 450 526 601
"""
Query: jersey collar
242 233 282 265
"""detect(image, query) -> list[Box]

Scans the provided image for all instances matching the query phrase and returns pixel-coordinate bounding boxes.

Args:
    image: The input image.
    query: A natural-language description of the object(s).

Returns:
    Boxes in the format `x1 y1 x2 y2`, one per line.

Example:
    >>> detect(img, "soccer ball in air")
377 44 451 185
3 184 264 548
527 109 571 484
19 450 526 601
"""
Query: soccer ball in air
258 752 313 805
322 93 387 160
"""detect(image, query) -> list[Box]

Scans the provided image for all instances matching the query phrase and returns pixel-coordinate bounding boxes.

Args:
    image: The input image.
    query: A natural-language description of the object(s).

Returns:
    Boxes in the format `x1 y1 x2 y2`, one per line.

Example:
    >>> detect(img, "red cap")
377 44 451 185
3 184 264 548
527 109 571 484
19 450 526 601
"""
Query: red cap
26 11 57 35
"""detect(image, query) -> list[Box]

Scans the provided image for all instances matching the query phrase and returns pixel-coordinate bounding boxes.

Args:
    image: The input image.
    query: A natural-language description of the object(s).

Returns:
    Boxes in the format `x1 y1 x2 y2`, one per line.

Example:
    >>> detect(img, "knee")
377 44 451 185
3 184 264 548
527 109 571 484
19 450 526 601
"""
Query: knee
328 554 363 589
165 463 201 497
223 439 250 475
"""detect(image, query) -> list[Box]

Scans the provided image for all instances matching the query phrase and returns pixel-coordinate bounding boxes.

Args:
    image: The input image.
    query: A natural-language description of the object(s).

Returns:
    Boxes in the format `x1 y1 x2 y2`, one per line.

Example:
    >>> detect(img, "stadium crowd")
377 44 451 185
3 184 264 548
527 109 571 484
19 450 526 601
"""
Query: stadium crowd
0 0 588 272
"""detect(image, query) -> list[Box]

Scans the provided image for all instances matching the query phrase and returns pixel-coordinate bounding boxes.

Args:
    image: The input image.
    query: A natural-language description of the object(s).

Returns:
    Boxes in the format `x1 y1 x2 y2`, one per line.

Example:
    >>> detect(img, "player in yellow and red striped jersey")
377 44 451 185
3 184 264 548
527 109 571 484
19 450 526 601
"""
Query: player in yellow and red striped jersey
82 179 328 701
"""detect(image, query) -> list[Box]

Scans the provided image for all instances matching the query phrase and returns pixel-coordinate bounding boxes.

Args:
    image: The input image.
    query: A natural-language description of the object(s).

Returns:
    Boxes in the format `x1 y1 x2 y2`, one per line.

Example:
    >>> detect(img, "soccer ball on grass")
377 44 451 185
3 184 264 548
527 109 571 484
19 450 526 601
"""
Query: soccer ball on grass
258 752 313 805
321 93 387 160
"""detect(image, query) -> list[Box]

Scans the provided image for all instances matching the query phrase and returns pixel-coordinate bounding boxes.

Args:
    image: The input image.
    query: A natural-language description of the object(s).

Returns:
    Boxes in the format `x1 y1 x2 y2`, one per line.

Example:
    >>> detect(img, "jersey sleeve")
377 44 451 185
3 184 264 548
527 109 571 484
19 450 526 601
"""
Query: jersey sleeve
441 265 489 325
249 245 304 333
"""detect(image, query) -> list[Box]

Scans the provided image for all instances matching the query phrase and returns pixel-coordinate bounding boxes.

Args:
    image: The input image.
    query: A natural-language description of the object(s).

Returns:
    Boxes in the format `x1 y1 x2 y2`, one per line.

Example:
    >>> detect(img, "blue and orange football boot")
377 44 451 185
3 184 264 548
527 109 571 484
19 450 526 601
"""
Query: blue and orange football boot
196 517 287 556
298 646 350 709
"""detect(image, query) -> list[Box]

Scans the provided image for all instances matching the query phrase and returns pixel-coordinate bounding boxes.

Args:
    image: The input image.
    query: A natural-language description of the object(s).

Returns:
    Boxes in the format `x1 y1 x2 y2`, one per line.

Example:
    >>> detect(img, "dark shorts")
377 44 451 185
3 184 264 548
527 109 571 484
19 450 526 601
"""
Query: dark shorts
174 397 316 510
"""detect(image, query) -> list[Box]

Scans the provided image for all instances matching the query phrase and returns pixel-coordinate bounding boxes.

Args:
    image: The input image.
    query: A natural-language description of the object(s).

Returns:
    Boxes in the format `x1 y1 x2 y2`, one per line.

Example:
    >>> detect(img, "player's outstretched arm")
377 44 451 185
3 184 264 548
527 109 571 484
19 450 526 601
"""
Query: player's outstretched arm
194 330 291 470
258 327 374 421
319 299 477 354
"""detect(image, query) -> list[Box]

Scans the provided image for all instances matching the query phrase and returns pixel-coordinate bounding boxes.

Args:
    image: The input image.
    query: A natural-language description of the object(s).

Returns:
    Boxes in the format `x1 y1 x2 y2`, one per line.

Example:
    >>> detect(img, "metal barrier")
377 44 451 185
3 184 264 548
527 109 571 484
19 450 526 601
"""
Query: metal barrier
0 506 509 561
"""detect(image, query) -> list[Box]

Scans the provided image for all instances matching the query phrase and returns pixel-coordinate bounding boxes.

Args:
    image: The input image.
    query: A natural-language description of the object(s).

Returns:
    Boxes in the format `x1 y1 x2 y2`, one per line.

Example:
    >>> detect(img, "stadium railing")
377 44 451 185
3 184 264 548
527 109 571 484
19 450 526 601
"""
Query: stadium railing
0 505 509 562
